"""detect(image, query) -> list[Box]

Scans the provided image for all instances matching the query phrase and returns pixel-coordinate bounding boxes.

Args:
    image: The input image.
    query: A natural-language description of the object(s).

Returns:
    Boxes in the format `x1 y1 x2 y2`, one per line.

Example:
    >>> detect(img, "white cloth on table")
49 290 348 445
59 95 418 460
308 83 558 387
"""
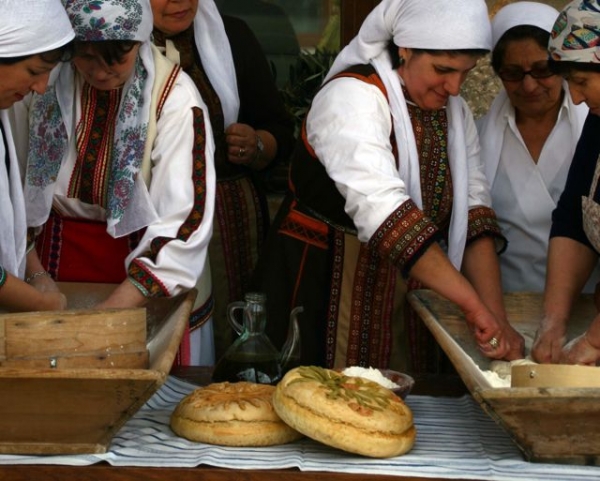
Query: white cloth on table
2 375 600 481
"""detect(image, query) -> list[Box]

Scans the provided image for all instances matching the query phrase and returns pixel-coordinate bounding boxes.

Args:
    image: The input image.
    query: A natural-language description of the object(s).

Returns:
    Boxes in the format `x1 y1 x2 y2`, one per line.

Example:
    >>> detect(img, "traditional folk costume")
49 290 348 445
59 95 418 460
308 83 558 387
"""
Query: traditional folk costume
18 0 216 365
0 0 74 295
477 2 594 293
152 0 295 361
253 0 504 374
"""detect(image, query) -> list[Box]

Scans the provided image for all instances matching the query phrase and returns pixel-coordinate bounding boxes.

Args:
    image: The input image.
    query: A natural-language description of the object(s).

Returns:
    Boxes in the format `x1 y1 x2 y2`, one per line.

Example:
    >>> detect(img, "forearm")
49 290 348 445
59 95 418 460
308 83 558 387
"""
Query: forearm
543 236 598 328
95 279 148 309
408 242 484 315
0 270 63 312
461 236 506 323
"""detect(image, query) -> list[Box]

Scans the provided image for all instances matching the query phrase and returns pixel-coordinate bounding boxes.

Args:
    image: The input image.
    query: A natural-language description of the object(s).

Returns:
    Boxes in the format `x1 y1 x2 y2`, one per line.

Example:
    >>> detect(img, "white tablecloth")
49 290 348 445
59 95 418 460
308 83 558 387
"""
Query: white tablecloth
1 376 600 480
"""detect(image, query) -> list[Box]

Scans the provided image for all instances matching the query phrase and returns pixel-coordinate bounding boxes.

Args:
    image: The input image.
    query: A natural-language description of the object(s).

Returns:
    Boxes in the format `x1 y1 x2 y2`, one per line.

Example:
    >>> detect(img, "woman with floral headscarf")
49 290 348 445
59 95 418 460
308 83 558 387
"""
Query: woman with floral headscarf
15 0 216 365
532 0 600 366
0 0 73 312
252 0 524 373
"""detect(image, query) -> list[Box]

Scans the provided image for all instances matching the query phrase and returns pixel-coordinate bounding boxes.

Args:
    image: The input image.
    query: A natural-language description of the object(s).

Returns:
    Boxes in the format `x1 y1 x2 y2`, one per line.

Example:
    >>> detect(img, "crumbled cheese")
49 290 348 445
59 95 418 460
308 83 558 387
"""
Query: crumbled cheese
342 366 400 389
479 357 538 388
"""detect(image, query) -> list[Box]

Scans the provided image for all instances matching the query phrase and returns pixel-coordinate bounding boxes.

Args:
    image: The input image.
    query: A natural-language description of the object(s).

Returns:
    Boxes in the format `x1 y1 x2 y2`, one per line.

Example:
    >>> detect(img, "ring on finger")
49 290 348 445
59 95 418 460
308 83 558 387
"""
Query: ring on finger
488 336 499 349
238 147 246 157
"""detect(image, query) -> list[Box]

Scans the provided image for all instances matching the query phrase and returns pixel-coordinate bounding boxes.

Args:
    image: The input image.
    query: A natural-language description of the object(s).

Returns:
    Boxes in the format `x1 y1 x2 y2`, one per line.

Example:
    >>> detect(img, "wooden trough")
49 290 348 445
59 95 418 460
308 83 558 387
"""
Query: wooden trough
0 282 195 455
408 290 600 465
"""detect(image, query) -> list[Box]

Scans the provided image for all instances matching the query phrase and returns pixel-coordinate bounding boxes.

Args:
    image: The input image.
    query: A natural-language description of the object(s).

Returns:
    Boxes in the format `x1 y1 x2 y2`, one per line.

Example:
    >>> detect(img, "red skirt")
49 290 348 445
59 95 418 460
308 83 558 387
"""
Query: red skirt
36 212 136 283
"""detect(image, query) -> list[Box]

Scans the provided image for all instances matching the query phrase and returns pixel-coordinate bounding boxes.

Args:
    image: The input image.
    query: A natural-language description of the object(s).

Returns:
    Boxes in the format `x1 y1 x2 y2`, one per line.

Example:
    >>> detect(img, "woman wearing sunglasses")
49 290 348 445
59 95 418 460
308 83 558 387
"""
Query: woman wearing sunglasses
477 1 595 294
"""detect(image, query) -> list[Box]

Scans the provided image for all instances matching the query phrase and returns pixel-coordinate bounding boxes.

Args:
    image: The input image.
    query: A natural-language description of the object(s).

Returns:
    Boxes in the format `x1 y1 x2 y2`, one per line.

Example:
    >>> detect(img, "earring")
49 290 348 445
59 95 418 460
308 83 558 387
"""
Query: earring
398 56 405 66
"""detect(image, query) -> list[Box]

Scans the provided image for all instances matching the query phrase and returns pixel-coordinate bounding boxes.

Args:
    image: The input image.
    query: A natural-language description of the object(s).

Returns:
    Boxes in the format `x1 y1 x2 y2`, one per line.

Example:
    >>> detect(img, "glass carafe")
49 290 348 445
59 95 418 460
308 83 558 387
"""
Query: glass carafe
211 292 282 385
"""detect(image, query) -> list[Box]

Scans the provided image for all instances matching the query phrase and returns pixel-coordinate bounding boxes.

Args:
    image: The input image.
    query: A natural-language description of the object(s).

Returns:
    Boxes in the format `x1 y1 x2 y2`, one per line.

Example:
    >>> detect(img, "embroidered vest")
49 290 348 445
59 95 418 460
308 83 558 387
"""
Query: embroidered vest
290 64 394 231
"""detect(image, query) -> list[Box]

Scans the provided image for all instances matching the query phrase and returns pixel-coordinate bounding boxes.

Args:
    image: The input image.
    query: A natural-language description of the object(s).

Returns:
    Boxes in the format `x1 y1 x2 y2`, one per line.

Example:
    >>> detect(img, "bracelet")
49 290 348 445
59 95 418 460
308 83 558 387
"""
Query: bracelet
247 133 264 169
26 270 50 284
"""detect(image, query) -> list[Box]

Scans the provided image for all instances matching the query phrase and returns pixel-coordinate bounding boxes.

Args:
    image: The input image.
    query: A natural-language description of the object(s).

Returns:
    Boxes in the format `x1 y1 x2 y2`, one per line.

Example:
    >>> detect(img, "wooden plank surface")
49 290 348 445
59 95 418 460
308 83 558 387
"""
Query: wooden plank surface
3 308 147 368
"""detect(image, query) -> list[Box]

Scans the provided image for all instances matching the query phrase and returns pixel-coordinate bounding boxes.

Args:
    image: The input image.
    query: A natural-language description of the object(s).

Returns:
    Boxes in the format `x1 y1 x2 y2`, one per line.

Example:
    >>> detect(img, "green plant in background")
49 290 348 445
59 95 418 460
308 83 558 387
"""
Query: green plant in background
279 48 337 138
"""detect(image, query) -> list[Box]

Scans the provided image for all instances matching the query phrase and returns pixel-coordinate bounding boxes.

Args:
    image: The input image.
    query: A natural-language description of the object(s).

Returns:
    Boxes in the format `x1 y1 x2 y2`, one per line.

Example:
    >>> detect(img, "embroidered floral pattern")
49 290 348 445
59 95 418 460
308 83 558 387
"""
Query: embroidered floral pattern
466 206 505 250
27 88 67 188
65 0 145 41
369 199 440 278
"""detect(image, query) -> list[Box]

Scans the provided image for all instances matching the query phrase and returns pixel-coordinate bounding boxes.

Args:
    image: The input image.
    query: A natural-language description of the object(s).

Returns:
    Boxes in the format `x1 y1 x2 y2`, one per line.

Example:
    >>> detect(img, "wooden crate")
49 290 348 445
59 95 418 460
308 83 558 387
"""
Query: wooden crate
0 283 195 455
408 289 600 465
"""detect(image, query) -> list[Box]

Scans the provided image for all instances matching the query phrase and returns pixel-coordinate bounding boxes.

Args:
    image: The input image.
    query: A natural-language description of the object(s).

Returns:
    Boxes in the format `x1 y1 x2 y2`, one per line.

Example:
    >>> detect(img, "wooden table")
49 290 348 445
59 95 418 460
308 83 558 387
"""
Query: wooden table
0 368 478 481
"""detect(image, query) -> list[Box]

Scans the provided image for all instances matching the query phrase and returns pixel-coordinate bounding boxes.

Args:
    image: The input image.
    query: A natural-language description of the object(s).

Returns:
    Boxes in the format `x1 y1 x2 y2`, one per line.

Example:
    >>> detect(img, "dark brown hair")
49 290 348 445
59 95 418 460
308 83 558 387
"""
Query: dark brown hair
74 40 139 66
387 41 488 69
491 25 550 74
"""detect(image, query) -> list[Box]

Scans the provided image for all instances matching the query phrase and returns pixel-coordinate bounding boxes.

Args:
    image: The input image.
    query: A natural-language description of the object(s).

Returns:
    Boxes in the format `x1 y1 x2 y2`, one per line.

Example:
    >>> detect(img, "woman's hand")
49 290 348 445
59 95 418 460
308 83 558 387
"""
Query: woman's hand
29 272 61 293
225 123 261 166
531 319 567 363
225 123 276 170
465 306 525 360
31 275 67 310
559 332 600 366
38 290 68 311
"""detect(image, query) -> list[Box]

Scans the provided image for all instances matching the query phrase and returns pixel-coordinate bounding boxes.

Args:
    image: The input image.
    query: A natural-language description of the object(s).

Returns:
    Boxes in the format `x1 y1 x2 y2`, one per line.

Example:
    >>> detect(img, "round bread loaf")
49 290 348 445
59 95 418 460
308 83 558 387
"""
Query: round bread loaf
170 381 303 446
273 366 415 458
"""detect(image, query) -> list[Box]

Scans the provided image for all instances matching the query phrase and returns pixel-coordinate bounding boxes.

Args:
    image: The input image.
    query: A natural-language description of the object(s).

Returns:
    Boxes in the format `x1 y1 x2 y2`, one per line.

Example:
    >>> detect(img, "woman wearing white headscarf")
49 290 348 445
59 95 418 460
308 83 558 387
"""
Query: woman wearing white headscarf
150 0 295 361
253 0 525 372
477 1 595 294
0 0 73 312
532 0 600 366
15 0 216 365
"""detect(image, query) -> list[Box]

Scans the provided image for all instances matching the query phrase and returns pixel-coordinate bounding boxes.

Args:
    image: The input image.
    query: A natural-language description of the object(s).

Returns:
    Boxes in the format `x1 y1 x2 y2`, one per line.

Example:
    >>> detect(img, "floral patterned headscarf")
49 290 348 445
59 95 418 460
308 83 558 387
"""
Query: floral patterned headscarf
549 0 600 63
25 0 157 237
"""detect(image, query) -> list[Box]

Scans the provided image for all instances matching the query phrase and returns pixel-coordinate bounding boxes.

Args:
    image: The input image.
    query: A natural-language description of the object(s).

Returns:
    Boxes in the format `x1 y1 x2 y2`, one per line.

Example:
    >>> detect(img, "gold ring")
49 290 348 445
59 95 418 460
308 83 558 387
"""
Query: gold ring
488 337 499 349
238 147 245 157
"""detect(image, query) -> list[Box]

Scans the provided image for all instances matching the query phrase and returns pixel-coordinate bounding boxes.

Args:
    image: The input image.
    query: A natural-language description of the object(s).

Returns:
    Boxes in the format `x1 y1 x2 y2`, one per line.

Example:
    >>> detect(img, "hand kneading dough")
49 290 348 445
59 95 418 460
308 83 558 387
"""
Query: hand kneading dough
273 366 416 458
170 382 303 446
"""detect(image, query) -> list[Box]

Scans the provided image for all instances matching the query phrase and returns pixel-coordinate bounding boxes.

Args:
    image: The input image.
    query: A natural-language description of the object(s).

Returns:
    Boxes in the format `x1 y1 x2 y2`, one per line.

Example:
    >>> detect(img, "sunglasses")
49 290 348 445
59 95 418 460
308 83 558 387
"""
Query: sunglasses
498 62 555 82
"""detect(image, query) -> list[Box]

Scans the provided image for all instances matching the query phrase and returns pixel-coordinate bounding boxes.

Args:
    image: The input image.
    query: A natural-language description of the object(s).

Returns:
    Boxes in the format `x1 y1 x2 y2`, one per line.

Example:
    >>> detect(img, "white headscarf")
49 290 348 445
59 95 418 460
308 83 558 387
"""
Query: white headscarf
0 0 75 57
491 1 559 48
325 0 492 269
192 0 240 127
25 0 158 238
0 0 74 279
0 112 28 279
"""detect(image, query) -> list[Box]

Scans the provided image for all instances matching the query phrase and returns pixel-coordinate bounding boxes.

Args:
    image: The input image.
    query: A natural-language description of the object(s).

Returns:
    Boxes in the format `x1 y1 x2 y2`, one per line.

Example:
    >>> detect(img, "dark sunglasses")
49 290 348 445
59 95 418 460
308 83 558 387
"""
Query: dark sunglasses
498 62 555 82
